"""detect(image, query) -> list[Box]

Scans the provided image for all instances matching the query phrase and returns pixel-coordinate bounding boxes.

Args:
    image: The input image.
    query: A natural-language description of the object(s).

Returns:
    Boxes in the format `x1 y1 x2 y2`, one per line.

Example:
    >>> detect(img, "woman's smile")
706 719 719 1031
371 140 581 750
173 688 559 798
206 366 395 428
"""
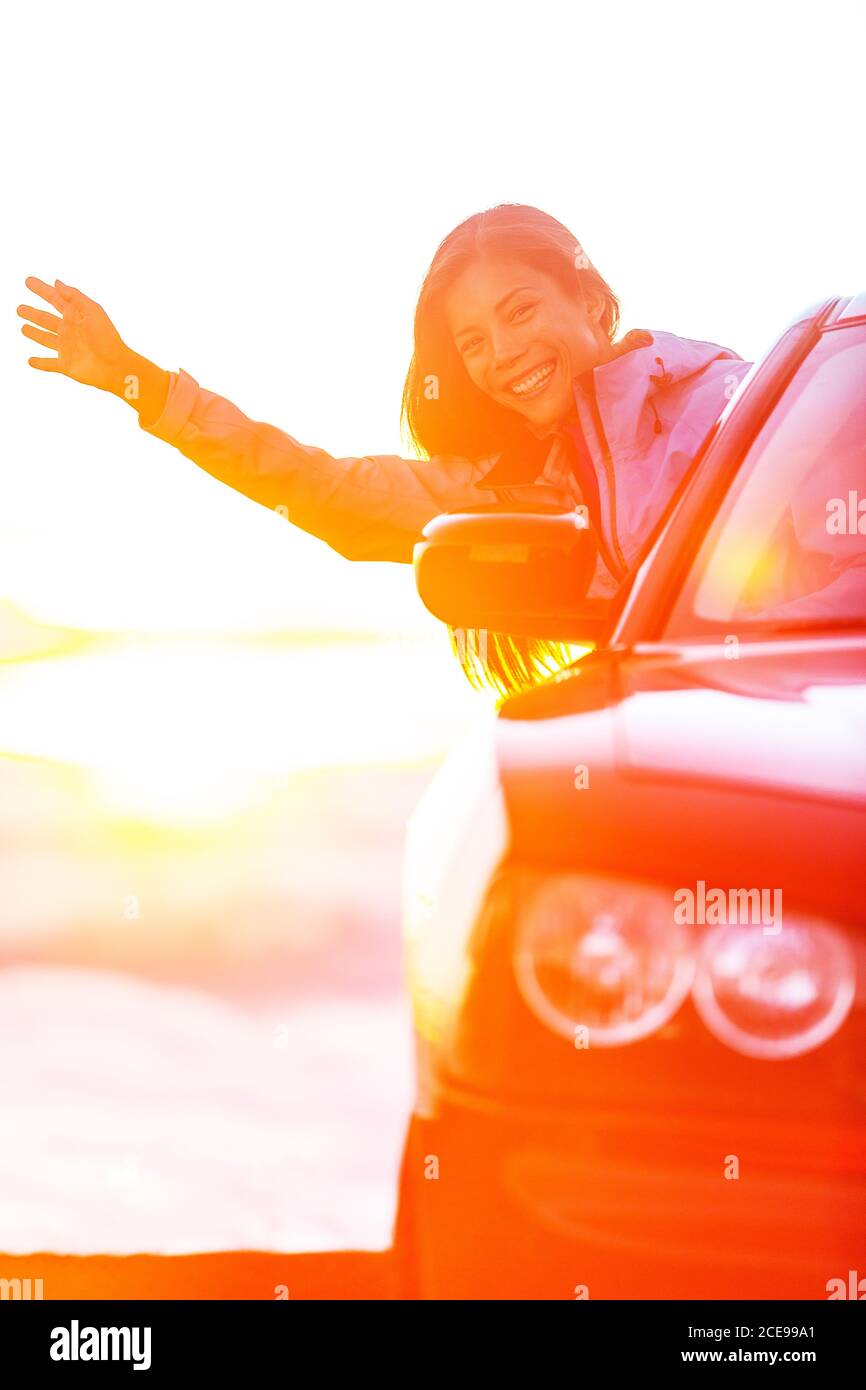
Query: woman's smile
505 357 557 398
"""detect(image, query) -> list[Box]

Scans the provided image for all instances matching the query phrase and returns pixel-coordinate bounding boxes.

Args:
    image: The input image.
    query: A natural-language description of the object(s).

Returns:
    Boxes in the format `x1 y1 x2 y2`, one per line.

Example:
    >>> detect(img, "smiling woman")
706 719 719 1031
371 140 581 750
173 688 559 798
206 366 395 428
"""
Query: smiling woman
17 203 748 697
400 206 626 692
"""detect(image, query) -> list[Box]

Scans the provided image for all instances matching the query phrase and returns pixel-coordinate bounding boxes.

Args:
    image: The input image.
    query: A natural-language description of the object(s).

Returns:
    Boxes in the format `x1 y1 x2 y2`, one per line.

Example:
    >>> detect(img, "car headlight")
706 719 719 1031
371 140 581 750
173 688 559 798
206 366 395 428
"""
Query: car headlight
402 715 509 1047
692 920 856 1059
514 873 696 1046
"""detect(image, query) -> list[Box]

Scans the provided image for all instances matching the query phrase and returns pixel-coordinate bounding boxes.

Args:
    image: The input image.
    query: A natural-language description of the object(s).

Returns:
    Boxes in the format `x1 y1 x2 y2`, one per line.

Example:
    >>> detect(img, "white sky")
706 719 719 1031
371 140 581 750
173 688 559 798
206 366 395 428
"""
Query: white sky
2 0 864 634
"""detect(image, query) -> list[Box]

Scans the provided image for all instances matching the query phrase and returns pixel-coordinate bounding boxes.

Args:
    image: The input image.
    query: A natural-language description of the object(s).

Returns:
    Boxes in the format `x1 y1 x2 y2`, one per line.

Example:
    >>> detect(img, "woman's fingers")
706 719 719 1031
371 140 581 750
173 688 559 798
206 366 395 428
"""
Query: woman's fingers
17 304 64 333
24 276 68 313
56 280 97 315
21 323 60 350
27 356 62 371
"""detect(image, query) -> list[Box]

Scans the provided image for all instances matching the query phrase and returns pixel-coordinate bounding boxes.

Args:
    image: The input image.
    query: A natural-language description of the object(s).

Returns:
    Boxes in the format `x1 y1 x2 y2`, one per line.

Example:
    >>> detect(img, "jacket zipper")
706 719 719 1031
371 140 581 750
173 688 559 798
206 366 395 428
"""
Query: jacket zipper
549 432 619 581
585 378 628 580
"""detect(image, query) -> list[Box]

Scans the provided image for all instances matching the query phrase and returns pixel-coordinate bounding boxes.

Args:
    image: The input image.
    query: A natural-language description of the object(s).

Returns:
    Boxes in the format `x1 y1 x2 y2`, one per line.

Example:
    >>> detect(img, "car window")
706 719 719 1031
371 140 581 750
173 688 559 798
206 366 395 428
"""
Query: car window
666 326 866 636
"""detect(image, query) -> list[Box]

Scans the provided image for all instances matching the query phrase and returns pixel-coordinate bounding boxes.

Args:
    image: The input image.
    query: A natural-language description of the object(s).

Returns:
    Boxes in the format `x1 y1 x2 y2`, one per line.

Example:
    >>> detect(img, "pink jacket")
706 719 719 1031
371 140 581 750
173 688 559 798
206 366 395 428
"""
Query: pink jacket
139 328 753 595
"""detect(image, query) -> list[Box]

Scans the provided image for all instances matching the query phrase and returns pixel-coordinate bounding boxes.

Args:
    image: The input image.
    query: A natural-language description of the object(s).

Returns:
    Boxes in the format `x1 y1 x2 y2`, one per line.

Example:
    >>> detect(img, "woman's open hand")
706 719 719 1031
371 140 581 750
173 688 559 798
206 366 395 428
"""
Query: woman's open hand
18 278 170 421
18 278 134 395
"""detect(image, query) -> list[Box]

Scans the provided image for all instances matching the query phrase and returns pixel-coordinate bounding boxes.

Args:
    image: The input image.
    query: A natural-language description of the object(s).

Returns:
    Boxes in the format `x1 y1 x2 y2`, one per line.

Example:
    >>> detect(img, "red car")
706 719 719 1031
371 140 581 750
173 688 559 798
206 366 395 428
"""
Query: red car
395 291 866 1299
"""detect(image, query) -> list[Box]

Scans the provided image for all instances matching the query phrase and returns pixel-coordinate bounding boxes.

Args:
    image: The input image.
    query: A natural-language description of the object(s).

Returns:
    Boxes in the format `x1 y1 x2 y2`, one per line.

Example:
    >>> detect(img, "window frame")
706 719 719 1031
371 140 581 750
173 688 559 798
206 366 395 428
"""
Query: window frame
663 320 866 640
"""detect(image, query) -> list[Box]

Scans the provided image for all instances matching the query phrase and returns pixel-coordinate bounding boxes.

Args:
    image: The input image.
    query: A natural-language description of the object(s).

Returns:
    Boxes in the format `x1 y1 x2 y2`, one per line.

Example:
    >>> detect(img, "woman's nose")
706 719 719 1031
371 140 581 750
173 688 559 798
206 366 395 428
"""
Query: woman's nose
491 332 525 373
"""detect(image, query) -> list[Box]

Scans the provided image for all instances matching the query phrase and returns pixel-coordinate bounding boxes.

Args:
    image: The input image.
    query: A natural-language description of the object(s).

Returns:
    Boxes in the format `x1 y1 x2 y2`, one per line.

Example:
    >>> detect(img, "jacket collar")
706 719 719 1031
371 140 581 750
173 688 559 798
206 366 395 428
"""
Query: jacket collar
575 327 744 455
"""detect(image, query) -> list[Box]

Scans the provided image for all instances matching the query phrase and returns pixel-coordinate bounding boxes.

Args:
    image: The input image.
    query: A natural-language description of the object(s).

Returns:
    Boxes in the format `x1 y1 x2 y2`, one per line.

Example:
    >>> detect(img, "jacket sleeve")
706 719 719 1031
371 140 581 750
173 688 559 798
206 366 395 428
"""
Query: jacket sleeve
138 369 499 563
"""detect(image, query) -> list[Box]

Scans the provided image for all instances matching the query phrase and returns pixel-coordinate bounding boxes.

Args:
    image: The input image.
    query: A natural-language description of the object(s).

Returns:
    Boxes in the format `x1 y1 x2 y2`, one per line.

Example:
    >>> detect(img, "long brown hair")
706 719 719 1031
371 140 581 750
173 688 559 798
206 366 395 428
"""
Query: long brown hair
400 203 621 699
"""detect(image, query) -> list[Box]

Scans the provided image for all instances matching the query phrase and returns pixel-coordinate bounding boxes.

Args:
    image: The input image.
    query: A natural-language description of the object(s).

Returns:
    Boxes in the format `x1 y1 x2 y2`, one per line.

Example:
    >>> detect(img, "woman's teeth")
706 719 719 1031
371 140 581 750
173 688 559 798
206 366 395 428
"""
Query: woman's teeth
510 360 556 397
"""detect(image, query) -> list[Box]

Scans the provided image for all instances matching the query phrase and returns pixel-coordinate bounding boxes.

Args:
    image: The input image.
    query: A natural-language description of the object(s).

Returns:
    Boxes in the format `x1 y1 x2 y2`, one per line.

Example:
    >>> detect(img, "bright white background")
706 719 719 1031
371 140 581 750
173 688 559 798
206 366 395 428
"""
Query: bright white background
1 0 864 1261
2 0 863 634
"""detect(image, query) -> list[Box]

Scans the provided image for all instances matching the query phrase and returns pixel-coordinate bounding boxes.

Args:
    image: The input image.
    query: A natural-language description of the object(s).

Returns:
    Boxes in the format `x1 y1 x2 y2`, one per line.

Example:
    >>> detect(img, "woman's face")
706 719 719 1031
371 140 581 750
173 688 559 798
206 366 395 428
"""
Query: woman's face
444 256 609 433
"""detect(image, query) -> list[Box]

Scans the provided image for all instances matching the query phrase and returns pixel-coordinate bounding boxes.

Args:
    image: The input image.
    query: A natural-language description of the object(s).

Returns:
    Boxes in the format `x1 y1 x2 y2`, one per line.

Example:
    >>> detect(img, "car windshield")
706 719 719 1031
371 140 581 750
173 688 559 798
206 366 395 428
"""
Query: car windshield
667 324 866 636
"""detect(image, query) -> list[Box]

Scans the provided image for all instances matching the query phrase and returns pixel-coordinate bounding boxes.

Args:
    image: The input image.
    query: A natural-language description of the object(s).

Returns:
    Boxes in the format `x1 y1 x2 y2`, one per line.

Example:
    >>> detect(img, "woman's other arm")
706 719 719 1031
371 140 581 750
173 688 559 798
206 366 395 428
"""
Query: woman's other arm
18 278 497 563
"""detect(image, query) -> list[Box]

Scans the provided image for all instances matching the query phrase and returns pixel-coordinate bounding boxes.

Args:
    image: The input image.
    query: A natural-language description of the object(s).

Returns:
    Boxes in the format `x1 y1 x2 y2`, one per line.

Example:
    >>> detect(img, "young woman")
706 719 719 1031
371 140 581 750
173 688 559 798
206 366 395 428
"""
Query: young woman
18 203 752 694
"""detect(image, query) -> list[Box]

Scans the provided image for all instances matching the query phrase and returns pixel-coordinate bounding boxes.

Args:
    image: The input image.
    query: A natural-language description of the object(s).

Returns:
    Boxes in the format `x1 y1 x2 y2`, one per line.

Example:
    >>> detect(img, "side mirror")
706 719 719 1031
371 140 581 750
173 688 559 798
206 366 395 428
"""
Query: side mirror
413 505 614 642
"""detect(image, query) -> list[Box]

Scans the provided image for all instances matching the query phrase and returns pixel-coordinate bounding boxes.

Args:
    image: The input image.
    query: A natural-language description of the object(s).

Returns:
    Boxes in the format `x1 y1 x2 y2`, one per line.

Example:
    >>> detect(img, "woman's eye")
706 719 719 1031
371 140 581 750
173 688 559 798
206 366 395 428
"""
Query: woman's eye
461 337 482 354
512 302 535 321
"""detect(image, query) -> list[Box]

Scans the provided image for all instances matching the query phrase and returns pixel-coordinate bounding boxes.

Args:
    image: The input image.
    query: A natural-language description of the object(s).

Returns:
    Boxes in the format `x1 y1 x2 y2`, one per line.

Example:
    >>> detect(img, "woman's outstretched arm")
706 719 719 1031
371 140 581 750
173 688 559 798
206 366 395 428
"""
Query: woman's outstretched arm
18 278 498 563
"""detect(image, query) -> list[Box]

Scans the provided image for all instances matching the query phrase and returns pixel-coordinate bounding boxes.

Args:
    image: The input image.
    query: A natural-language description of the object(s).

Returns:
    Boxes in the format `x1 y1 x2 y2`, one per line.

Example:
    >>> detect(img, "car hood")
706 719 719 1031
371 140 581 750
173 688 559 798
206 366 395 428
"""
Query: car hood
498 637 866 806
